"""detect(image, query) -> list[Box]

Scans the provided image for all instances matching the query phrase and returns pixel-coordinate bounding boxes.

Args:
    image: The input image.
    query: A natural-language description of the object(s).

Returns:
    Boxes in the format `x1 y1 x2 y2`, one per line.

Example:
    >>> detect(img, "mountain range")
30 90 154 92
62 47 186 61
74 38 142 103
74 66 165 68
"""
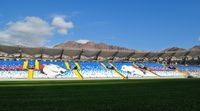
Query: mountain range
54 41 200 52
54 41 133 51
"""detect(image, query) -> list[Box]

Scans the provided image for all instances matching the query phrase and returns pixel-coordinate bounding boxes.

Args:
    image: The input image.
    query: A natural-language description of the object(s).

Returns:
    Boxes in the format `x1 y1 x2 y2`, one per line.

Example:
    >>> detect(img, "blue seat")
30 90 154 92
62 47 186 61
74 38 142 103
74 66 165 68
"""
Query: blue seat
78 61 118 78
33 60 76 78
0 60 27 78
0 60 24 70
113 62 139 77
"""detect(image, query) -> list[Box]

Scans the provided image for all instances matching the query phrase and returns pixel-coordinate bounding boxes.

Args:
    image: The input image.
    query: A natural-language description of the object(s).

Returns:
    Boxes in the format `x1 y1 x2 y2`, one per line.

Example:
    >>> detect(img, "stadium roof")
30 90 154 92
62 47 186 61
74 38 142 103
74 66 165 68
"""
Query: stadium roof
0 45 199 61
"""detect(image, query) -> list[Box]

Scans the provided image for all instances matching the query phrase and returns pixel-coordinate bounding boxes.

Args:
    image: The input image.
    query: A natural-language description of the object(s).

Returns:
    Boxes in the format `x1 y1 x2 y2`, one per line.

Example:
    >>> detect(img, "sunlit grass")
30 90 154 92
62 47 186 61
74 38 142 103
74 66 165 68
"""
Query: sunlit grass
0 78 199 111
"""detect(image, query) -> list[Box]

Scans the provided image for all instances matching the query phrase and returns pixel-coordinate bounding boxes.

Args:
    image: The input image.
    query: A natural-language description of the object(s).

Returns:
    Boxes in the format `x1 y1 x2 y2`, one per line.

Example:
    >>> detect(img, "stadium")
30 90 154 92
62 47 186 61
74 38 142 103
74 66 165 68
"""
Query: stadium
0 44 200 80
1 0 200 111
0 45 200 111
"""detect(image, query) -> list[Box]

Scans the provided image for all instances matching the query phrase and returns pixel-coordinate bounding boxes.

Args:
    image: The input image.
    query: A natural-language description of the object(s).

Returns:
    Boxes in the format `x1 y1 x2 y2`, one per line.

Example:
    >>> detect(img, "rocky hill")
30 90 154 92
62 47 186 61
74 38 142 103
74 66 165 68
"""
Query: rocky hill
54 41 134 51
163 46 200 52
190 45 200 51
163 47 187 51
54 41 200 52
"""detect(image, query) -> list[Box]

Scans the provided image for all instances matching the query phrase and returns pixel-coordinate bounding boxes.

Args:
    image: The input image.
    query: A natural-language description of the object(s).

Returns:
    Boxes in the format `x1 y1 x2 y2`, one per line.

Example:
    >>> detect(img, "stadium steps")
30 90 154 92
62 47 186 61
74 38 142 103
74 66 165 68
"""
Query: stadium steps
109 63 125 79
73 69 83 80
74 62 83 80
100 62 108 69
64 61 71 70
28 69 34 79
35 60 40 70
175 68 189 77
162 64 187 77
100 62 125 79
146 69 161 77
23 60 36 79
24 60 39 69
23 60 28 69
134 63 160 77
66 61 83 80
141 63 161 77
75 61 81 69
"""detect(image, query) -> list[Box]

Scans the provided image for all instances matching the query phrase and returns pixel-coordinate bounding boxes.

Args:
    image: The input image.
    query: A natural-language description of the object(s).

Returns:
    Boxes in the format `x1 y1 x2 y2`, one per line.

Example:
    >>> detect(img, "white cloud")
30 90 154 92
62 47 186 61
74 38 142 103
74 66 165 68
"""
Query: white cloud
198 37 200 42
76 39 90 44
0 16 74 47
0 16 53 47
52 16 74 34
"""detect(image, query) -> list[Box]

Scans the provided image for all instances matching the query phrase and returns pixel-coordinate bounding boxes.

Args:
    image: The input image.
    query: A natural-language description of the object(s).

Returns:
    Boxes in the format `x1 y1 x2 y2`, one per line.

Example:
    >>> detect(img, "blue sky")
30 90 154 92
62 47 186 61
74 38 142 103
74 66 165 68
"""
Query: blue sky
0 0 199 51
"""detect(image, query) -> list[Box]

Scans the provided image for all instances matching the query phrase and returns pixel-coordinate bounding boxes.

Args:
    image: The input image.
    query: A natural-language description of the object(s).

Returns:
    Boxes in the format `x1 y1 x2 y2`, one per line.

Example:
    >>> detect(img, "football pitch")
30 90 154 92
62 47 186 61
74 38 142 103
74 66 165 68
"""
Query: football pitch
0 79 200 111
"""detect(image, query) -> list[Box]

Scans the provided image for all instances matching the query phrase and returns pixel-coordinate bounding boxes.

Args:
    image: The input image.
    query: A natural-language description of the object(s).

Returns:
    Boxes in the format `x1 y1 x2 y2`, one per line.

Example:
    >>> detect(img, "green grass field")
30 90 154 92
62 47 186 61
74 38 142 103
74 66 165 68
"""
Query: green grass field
0 79 200 111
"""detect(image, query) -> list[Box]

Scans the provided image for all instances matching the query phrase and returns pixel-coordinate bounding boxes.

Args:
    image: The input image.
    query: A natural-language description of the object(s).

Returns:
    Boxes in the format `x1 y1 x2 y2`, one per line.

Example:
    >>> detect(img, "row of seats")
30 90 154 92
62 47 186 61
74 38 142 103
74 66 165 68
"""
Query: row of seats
176 65 200 77
38 60 77 78
112 62 182 77
78 62 120 78
141 63 172 71
113 62 139 77
0 60 199 79
0 60 24 70
0 71 27 79
140 63 183 77
176 65 200 71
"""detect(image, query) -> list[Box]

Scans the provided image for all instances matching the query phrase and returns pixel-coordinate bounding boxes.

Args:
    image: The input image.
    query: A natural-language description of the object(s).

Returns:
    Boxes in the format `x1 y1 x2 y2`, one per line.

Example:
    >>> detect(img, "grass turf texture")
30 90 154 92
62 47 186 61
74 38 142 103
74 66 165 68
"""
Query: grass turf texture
0 79 200 111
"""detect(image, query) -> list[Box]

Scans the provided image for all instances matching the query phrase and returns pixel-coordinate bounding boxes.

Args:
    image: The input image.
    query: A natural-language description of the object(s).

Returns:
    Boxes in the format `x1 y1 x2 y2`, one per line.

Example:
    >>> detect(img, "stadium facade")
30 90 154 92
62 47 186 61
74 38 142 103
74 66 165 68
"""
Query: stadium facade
0 45 200 79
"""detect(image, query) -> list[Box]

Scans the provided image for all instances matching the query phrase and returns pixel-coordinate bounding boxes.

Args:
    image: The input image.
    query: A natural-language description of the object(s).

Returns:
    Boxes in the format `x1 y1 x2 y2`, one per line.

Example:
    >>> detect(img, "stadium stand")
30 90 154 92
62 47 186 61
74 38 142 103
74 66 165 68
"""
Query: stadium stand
0 59 27 79
113 62 140 77
176 65 200 78
0 44 200 79
140 62 184 77
34 60 77 79
78 61 120 79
